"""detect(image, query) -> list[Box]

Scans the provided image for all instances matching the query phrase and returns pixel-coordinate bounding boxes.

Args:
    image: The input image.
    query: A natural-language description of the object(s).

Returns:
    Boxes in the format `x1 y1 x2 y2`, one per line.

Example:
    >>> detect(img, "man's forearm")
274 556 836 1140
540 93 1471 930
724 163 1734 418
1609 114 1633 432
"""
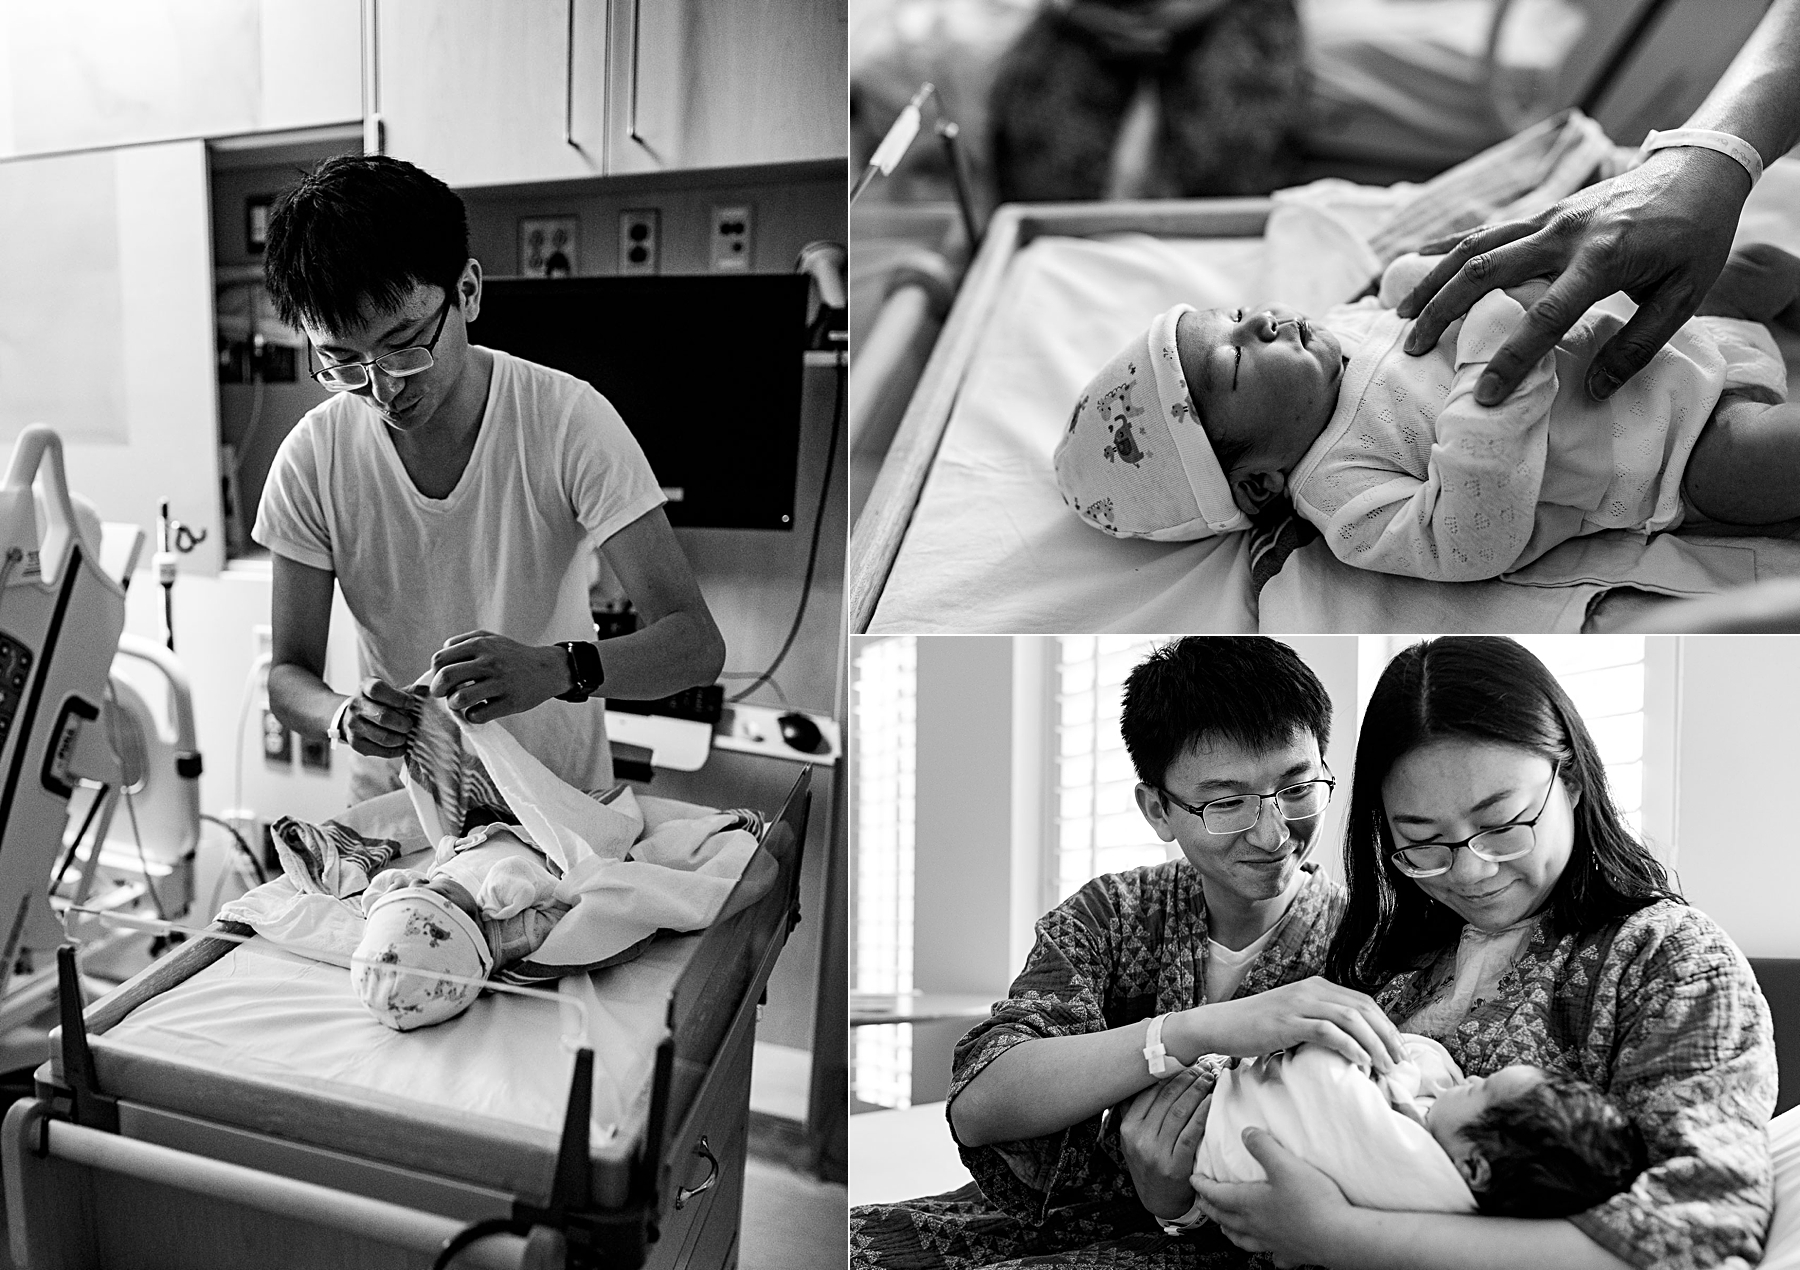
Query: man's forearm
267 662 348 739
1689 0 1800 162
585 612 726 701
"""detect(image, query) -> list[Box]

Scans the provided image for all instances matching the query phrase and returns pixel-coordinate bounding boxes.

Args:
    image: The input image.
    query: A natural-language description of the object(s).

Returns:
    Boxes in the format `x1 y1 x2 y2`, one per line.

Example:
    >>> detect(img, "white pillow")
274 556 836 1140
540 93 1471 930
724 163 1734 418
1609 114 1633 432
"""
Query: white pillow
1763 1106 1800 1270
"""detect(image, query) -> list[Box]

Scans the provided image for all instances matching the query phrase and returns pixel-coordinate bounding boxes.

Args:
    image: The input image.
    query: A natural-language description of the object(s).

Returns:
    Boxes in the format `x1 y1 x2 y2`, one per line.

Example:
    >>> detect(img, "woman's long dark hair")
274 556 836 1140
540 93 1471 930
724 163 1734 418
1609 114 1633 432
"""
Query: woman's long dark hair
1324 637 1682 994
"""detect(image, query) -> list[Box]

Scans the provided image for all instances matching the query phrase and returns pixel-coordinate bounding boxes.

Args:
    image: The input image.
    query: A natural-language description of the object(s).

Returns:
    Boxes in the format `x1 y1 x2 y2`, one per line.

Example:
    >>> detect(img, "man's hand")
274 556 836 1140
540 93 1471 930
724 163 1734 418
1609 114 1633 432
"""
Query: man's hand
1119 1065 1215 1219
427 631 570 723
1192 1127 1353 1268
340 677 416 758
1396 146 1753 405
1178 975 1407 1074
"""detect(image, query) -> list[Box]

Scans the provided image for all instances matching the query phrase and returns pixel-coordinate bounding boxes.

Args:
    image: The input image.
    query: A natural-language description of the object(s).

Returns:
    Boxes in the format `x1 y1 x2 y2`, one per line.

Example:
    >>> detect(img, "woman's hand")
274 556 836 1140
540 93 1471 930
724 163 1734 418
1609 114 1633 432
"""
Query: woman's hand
1192 1127 1353 1268
428 631 570 723
1396 146 1754 405
1118 1065 1215 1219
1175 976 1408 1073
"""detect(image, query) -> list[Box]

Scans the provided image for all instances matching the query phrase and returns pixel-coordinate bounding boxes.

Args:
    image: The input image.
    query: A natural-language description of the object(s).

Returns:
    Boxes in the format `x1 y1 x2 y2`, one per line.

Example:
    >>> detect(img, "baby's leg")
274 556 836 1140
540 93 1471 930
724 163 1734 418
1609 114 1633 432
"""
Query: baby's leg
1695 243 1800 329
1683 396 1800 524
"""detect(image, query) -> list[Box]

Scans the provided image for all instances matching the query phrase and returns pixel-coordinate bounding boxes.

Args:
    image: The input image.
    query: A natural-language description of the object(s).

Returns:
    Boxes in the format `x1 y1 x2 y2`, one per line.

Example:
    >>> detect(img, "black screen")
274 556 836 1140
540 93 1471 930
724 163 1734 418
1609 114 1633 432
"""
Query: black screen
475 274 808 530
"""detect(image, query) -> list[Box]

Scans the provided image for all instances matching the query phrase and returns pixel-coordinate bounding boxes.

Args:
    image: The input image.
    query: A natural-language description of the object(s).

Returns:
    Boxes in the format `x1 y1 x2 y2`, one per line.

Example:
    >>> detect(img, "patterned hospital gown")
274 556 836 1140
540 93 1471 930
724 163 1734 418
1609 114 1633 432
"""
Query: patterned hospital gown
1377 898 1776 1270
850 861 1346 1270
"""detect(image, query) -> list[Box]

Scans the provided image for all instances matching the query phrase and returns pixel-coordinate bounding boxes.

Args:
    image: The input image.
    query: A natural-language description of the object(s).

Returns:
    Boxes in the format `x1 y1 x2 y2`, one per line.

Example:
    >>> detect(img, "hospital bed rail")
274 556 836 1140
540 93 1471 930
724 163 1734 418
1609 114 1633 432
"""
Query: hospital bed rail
847 197 1272 632
4 766 812 1270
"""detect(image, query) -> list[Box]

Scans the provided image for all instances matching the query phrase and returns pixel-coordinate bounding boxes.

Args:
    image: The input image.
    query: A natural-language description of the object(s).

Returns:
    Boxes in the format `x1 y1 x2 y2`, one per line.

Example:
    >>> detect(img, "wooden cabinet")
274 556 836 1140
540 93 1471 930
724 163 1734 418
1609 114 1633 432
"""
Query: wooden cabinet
607 0 848 175
374 0 611 187
0 0 361 161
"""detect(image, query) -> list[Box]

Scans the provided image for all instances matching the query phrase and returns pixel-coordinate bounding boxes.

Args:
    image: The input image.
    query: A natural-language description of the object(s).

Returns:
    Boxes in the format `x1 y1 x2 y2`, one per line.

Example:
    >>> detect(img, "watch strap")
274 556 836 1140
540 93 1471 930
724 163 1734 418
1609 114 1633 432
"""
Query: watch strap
555 640 605 702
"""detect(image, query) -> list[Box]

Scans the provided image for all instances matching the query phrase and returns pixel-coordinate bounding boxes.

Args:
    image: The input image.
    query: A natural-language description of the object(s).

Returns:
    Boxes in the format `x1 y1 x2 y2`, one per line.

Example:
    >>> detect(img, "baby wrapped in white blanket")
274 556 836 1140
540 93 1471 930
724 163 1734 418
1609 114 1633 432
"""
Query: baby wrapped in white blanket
1193 1034 1646 1218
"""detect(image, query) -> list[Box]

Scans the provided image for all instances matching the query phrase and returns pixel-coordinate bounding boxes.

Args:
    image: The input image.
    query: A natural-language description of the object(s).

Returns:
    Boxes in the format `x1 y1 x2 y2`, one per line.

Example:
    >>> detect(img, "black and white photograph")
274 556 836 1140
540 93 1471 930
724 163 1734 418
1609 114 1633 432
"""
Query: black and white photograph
848 634 1800 1269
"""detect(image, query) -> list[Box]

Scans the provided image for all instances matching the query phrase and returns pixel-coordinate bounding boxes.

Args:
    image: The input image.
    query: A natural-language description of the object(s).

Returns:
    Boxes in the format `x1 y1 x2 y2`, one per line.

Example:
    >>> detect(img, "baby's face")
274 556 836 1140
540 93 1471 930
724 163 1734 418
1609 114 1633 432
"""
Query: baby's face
1426 1063 1547 1164
1176 305 1346 508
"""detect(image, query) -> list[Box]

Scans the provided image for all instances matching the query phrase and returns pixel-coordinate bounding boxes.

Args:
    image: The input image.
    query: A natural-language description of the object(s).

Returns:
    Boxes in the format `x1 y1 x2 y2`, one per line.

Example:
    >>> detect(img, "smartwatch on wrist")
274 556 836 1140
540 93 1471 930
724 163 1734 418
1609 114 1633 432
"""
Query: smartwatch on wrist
555 640 605 702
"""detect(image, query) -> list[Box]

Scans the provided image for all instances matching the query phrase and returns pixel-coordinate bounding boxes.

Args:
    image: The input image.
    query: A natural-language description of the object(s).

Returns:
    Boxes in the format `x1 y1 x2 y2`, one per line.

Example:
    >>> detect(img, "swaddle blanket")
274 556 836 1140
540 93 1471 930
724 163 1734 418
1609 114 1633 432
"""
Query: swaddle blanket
219 692 773 997
1193 1034 1477 1212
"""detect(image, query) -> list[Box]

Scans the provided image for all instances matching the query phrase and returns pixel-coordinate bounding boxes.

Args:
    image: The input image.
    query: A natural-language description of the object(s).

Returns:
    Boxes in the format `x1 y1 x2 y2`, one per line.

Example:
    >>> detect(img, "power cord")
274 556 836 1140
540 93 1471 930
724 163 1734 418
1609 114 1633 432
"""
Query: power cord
200 812 267 886
726 352 844 705
431 1217 525 1269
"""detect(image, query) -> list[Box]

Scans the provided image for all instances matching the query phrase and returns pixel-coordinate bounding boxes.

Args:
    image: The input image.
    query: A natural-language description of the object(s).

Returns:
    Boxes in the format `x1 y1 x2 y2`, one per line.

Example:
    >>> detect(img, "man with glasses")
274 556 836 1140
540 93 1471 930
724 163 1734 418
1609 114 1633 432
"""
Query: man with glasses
853 638 1405 1270
254 155 723 799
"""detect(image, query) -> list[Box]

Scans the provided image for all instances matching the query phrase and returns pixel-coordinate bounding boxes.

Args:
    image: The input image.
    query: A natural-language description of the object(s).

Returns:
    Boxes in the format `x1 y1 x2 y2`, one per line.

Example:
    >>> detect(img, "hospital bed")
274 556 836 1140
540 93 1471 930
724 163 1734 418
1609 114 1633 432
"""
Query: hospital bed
848 134 1800 634
2 764 809 1269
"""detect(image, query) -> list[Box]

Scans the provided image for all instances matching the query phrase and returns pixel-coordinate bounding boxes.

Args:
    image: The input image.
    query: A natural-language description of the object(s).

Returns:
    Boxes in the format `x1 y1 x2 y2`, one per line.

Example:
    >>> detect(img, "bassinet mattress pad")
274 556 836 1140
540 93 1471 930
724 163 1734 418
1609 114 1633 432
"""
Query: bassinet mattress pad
96 931 692 1150
868 233 1263 634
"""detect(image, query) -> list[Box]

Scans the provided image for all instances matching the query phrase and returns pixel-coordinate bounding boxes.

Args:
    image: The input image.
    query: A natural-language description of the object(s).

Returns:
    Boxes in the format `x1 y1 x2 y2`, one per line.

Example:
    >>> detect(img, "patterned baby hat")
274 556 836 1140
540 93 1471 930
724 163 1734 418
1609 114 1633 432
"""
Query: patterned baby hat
1053 304 1250 541
354 885 495 1031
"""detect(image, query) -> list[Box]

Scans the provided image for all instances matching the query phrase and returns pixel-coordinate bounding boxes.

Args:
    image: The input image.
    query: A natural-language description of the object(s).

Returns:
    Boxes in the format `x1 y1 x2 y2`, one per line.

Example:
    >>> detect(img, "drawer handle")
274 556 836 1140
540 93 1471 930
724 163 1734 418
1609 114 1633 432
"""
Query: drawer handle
673 1136 719 1210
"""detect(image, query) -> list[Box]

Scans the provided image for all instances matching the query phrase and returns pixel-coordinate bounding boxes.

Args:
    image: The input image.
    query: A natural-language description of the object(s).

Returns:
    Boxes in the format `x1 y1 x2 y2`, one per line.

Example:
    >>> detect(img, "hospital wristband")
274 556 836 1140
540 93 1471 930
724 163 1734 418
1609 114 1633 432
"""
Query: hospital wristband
1640 128 1763 188
1144 1013 1177 1078
1157 1197 1208 1237
327 696 354 747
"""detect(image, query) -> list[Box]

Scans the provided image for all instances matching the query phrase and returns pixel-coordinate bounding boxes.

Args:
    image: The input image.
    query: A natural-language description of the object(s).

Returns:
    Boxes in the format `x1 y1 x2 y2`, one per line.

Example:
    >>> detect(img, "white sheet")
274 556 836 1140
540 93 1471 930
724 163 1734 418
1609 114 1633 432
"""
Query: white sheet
867 161 1800 635
99 932 690 1147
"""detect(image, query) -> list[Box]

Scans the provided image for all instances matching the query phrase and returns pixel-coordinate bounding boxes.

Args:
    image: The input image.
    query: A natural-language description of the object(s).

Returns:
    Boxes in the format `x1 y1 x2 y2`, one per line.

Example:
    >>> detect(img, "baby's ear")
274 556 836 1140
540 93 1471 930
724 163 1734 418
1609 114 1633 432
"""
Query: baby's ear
1230 468 1287 517
1458 1148 1491 1192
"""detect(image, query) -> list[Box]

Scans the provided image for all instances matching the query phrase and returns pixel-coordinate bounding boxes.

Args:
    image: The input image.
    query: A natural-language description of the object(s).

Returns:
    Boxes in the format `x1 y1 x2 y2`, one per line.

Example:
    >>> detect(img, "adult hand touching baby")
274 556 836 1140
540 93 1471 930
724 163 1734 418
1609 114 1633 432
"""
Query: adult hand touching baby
1119 1065 1215 1220
1192 1127 1351 1268
1171 975 1408 1075
428 630 570 723
1396 146 1751 406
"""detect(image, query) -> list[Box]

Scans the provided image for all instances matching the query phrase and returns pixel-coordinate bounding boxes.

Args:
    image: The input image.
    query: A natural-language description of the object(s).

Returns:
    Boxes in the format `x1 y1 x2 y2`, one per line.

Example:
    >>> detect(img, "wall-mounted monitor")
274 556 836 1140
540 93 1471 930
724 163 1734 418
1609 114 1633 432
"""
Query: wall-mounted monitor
476 274 808 530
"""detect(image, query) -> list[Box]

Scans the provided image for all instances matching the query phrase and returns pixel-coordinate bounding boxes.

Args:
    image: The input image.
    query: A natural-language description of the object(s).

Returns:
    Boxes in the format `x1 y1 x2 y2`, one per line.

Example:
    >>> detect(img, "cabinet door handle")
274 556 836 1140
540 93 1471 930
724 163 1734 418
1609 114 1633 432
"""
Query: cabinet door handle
673 1135 719 1209
564 0 577 147
627 0 644 145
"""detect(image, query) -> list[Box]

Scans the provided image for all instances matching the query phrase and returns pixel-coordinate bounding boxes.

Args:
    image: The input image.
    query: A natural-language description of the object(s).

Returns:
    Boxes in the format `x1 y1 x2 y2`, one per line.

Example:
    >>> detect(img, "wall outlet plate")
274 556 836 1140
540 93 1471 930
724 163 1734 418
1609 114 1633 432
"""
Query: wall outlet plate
298 734 331 774
710 204 752 272
262 710 291 767
620 208 660 276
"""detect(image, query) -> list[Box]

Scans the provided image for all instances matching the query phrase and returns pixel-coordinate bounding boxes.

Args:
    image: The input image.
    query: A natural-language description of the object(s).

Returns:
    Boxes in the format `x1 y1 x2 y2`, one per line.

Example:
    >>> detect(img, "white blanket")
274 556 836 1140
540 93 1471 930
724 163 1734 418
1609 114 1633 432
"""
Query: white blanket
221 718 769 974
1193 1036 1477 1213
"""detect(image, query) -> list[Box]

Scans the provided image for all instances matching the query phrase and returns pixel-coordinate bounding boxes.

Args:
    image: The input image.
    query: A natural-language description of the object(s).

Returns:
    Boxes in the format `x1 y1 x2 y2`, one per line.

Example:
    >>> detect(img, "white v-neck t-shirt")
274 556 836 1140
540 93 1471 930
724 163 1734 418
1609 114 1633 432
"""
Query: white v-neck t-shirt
255 347 665 800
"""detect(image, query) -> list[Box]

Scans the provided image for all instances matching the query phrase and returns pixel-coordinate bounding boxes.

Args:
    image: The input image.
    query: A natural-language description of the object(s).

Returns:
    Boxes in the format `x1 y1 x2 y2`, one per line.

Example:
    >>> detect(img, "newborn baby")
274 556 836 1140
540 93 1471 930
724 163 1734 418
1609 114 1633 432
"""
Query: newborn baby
1056 243 1800 580
352 817 570 1031
1194 1036 1647 1218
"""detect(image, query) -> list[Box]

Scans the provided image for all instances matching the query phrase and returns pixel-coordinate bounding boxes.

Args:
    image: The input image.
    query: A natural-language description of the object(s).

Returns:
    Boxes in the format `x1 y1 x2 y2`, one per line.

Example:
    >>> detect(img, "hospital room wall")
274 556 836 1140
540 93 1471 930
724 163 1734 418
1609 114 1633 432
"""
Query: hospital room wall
1665 636 1800 961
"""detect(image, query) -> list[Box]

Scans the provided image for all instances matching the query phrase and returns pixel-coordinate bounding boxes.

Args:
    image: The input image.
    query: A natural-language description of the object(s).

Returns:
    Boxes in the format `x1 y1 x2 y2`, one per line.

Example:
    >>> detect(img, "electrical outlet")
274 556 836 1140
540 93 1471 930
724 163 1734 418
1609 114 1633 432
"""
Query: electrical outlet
298 734 331 774
619 209 660 276
261 710 291 767
710 204 752 272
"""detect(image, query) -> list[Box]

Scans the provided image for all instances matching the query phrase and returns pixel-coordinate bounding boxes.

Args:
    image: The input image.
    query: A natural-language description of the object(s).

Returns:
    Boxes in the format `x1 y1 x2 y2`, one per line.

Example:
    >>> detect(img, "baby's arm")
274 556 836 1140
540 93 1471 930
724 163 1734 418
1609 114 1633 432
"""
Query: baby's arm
1309 290 1557 581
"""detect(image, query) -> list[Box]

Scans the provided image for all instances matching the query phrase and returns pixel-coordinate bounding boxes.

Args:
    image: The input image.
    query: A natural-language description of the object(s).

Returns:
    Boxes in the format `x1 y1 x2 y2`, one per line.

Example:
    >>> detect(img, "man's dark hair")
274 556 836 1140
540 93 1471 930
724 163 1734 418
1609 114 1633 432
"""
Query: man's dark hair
1119 637 1332 788
1463 1071 1648 1218
263 154 470 334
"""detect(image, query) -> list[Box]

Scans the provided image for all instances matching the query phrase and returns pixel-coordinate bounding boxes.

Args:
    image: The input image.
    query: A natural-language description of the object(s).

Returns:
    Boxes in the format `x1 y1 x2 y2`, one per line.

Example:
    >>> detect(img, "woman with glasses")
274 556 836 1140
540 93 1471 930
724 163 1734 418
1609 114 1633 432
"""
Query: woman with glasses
1192 636 1776 1270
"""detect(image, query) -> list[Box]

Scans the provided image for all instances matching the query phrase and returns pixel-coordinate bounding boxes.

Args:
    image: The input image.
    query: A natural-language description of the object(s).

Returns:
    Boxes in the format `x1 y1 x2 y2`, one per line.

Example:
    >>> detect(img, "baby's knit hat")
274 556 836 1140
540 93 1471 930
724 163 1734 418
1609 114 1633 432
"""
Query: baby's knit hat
353 885 494 1031
1053 304 1250 541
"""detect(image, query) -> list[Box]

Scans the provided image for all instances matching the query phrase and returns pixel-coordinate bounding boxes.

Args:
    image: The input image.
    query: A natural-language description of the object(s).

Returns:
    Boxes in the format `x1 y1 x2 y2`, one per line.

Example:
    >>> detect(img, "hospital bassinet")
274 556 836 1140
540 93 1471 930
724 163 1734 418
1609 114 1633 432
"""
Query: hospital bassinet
2 768 812 1270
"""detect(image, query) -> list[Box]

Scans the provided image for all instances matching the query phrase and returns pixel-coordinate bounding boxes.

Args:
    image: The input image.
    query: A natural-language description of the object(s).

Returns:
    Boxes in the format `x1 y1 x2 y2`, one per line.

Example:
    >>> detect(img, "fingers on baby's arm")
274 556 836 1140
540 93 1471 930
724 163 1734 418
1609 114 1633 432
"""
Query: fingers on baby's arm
1584 282 1700 401
1398 220 1540 326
